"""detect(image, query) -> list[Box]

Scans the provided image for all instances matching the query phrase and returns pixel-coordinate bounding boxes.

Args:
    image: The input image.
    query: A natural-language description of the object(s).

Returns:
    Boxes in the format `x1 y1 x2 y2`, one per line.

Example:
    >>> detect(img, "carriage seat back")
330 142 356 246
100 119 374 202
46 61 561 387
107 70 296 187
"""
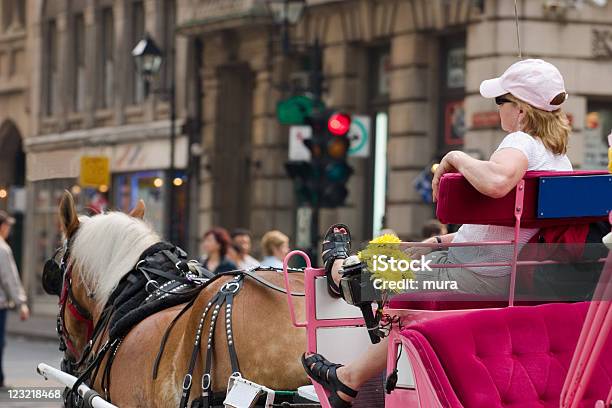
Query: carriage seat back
400 302 612 408
436 170 611 228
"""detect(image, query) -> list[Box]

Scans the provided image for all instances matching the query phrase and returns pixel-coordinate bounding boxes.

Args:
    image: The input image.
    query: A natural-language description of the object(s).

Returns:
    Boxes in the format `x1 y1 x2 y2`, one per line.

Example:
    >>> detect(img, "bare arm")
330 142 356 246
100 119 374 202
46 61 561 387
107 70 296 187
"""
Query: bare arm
432 149 528 201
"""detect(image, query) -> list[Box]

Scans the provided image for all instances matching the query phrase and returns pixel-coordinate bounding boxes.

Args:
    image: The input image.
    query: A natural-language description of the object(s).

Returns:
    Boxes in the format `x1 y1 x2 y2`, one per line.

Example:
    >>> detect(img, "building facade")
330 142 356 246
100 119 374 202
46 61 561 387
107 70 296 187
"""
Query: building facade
177 0 612 244
21 0 612 313
25 0 196 313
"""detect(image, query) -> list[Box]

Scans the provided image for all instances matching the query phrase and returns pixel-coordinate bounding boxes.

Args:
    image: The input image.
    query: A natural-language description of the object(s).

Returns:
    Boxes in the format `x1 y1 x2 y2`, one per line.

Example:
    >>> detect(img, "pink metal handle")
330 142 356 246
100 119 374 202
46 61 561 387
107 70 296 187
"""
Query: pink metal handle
283 250 311 328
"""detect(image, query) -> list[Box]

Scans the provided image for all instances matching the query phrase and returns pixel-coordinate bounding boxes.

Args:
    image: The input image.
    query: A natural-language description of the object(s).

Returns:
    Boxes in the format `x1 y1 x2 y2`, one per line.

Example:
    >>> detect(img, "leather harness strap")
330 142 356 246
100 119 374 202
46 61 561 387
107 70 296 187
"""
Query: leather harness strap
179 276 244 408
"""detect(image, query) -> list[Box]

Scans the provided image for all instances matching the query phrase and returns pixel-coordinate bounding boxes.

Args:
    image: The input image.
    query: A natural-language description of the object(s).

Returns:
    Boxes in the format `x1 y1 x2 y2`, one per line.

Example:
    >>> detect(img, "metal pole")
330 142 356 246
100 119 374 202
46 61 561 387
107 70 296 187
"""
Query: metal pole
37 363 118 408
310 39 323 262
168 83 176 243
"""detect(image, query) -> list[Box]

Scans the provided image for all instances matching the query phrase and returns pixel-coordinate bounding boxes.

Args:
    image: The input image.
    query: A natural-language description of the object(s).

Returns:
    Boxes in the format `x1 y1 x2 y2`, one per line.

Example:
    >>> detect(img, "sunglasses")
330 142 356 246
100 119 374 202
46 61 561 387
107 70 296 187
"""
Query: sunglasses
495 96 512 106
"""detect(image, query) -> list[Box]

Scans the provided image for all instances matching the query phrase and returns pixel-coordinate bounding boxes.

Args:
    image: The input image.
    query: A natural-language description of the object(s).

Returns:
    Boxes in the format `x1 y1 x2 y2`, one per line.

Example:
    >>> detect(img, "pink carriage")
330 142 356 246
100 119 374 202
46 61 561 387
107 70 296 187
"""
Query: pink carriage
282 170 612 408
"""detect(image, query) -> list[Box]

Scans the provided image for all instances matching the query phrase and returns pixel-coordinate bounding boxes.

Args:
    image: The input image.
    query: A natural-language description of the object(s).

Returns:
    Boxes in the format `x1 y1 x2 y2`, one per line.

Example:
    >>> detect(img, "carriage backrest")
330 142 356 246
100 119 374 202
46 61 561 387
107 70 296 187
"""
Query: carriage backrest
436 170 611 227
400 302 612 408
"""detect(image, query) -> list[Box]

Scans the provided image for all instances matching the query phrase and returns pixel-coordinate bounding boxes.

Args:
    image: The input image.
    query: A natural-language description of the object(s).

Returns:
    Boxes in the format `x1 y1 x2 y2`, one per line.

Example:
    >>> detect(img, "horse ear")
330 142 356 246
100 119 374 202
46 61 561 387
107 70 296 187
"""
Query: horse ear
59 190 80 239
129 199 146 219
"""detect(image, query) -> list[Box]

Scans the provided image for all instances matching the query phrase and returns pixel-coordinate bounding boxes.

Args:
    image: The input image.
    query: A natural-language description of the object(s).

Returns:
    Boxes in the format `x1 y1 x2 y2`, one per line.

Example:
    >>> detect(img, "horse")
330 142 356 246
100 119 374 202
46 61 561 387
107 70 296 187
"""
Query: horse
48 191 308 407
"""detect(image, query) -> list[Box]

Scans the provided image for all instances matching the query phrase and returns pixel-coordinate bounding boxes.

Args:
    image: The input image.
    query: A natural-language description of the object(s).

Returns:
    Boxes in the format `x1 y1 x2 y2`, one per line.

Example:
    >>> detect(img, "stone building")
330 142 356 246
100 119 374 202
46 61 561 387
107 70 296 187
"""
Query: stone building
25 0 194 312
19 0 612 312
177 0 612 245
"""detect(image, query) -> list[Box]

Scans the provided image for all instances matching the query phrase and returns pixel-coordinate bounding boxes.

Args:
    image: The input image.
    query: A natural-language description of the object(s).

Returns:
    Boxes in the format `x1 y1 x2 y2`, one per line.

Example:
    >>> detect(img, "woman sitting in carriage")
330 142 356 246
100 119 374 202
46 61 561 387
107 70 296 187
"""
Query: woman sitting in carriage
302 59 576 407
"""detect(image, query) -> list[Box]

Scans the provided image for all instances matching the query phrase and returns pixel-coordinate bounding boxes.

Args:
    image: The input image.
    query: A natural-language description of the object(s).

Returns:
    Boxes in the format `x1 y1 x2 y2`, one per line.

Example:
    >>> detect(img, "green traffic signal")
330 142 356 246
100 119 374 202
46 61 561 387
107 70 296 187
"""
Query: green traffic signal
325 161 352 183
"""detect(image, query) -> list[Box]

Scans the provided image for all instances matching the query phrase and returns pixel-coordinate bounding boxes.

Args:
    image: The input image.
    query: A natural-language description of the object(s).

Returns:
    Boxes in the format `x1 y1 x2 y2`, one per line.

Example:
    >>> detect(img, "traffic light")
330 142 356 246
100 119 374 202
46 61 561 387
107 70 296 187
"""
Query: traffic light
285 110 354 208
319 111 353 207
284 160 319 205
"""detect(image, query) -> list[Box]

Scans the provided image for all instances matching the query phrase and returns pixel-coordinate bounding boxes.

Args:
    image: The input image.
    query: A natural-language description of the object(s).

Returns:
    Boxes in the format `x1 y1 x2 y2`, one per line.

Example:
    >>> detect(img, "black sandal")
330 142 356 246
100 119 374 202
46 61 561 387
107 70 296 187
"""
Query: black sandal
321 224 351 298
301 353 358 408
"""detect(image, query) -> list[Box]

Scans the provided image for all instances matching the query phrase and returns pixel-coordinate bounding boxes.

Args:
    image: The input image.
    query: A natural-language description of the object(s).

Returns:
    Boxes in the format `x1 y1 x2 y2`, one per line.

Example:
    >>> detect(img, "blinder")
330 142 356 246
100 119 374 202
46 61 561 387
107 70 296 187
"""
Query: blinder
42 248 64 296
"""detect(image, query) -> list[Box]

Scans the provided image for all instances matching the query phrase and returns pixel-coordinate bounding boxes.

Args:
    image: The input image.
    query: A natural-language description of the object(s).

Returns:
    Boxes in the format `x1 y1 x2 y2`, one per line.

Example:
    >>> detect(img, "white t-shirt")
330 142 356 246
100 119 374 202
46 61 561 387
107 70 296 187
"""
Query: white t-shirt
448 131 572 276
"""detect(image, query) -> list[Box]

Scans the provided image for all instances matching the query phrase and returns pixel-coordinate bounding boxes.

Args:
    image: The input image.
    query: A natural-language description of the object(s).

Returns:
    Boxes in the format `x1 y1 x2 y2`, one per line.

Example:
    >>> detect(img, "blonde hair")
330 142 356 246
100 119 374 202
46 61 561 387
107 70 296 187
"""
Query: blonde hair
261 230 289 256
506 93 571 155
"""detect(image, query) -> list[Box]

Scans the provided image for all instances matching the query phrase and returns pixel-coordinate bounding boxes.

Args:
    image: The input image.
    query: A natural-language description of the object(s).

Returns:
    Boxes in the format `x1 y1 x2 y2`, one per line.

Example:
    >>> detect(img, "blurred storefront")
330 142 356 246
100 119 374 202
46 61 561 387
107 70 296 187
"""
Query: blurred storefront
24 124 188 312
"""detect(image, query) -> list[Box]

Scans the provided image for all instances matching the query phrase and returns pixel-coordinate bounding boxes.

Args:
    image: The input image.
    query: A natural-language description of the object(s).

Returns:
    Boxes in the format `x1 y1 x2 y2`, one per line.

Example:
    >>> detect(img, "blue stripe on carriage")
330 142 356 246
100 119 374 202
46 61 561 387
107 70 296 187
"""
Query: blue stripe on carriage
537 175 612 218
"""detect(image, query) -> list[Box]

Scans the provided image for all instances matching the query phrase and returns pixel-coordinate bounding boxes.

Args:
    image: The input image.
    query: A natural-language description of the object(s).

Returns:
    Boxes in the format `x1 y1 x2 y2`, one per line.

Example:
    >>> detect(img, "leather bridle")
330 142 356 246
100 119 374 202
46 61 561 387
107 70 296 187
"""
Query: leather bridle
54 242 94 367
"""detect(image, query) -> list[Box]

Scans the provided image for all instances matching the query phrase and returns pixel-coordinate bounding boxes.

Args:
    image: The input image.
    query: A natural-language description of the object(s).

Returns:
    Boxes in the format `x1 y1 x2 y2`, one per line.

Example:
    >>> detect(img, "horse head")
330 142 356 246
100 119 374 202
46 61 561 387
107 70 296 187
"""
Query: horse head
42 191 151 371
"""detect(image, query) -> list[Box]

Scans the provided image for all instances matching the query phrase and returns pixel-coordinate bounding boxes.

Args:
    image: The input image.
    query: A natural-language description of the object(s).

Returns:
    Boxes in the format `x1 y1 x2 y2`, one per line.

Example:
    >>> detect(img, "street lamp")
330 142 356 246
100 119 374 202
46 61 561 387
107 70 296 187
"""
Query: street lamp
131 35 163 84
132 34 178 243
266 0 306 54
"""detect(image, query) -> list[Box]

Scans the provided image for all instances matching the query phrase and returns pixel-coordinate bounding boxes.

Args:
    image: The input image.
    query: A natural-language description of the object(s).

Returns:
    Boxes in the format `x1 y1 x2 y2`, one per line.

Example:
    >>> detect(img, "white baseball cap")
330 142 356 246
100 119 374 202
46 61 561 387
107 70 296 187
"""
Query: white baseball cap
480 59 567 112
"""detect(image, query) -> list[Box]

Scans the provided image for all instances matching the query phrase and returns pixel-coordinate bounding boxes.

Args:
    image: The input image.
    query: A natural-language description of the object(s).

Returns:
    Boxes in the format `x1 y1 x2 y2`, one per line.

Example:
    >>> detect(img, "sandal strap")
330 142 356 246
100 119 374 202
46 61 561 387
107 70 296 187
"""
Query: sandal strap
328 364 359 398
322 226 351 266
303 354 358 399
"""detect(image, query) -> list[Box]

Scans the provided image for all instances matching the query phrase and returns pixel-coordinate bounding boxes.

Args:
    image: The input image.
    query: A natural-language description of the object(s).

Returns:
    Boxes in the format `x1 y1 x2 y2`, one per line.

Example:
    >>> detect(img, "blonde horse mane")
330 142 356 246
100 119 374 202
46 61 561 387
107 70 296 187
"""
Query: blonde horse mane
71 212 161 308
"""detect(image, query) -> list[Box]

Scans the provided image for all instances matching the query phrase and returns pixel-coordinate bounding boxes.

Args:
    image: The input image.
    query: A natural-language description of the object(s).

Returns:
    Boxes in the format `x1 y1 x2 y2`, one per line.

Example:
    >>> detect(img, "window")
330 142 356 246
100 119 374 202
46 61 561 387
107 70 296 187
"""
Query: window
15 0 24 27
2 0 25 30
73 13 86 112
99 7 114 109
161 0 176 91
131 1 145 104
2 0 12 30
44 20 59 116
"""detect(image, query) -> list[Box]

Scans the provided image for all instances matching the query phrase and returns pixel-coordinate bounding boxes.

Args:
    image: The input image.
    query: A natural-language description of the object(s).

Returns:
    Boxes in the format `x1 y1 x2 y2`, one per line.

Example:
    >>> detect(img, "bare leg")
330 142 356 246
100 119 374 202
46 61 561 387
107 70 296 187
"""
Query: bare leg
338 337 389 391
306 337 389 403
312 254 387 402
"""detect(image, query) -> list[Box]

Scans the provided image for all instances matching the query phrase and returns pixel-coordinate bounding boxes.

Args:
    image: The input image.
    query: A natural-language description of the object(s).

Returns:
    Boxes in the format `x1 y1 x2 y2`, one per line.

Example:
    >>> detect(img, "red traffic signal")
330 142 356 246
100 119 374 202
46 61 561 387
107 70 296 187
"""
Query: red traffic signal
328 112 351 136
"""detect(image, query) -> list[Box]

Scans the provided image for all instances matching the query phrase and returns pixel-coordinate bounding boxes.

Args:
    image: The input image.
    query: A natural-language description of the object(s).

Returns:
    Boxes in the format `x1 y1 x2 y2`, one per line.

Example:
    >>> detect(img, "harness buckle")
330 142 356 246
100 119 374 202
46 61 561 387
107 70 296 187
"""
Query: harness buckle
182 374 193 390
221 282 240 294
201 374 211 390
145 280 160 294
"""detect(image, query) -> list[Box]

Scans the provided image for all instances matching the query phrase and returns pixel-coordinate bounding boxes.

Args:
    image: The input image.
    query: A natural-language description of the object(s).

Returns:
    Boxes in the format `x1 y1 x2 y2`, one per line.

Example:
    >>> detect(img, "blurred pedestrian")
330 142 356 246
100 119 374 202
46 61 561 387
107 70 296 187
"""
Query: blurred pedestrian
421 219 448 240
231 229 259 270
0 210 29 388
260 230 290 269
226 243 242 267
200 227 237 274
